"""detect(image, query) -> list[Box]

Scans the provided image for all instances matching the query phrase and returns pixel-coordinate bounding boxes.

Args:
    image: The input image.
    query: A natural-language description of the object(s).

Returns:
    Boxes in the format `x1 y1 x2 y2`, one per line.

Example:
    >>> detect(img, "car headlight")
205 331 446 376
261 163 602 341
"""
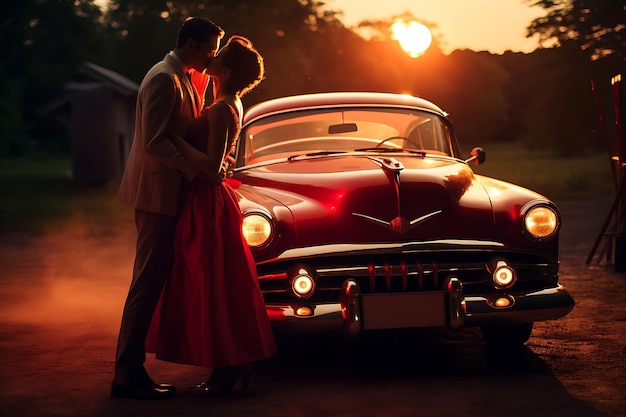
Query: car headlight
523 204 559 239
242 213 273 247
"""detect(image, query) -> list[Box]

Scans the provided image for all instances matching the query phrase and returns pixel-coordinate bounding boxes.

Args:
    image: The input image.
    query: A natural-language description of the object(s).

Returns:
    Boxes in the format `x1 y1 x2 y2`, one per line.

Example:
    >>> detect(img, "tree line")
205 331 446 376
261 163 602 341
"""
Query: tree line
1 0 624 157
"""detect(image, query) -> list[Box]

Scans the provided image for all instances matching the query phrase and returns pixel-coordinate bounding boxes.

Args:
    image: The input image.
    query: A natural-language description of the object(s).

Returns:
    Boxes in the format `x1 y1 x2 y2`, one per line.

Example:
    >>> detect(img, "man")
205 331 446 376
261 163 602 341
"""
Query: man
112 17 224 400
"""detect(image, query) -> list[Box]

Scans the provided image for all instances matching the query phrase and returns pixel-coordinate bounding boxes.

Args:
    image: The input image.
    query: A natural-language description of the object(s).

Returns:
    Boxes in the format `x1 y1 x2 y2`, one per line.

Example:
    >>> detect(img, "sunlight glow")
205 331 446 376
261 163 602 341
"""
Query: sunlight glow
391 20 432 58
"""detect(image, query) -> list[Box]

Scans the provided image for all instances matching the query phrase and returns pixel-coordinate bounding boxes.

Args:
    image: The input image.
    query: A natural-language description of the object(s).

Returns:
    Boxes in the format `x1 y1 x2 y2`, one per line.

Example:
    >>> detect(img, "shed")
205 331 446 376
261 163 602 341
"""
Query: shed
41 62 138 184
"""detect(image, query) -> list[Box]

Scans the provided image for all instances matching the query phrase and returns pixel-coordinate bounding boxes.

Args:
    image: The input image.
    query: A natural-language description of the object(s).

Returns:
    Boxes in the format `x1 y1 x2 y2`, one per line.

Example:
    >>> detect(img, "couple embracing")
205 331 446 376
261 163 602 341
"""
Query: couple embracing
111 17 276 400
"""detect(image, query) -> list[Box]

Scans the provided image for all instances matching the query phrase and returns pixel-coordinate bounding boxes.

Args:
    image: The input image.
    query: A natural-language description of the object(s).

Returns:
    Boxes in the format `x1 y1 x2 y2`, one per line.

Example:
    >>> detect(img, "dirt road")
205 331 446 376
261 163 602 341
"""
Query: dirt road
0 196 624 417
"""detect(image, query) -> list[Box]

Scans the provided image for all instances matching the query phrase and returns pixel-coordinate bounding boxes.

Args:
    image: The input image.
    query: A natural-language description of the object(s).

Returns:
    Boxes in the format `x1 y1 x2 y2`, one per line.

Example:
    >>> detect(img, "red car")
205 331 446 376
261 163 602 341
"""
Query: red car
227 92 574 345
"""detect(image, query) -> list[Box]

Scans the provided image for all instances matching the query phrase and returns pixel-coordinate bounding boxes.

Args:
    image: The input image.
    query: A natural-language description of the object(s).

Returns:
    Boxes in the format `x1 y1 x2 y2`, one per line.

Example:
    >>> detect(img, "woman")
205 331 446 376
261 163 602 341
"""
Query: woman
146 36 276 395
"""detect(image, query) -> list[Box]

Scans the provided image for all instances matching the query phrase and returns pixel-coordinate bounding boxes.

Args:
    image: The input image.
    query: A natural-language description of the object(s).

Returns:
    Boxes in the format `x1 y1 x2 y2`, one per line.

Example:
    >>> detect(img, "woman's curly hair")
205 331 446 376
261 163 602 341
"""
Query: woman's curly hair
220 35 265 97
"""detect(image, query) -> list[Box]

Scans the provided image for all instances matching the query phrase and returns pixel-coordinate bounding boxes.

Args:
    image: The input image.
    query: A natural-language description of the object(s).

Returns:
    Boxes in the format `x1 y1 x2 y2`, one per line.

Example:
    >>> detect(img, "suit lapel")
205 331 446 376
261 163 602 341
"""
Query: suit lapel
164 53 198 117
186 73 203 115
181 72 199 117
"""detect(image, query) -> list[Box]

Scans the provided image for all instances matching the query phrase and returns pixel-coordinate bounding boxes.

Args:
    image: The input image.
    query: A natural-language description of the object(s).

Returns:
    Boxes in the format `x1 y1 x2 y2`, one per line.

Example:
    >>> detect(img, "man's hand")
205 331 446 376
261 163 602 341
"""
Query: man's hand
220 155 235 177
197 172 222 185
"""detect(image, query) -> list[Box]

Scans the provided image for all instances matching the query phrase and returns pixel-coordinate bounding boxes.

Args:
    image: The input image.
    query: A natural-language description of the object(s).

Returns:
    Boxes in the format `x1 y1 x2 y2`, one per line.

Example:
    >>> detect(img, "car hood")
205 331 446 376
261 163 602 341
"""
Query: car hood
232 155 495 247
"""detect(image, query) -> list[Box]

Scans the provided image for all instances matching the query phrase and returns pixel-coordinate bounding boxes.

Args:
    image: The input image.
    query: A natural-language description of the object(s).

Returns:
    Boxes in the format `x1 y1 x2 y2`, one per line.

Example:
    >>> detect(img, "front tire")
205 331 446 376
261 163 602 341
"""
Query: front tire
480 323 533 346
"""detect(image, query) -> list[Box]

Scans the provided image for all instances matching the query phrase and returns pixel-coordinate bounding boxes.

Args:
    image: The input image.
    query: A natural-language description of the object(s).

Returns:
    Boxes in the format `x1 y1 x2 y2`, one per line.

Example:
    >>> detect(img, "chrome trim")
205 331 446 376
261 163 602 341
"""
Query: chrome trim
352 210 443 234
316 260 482 294
367 156 404 173
464 285 574 325
243 96 447 127
340 280 362 336
444 276 465 332
266 285 574 333
265 239 505 262
258 272 289 281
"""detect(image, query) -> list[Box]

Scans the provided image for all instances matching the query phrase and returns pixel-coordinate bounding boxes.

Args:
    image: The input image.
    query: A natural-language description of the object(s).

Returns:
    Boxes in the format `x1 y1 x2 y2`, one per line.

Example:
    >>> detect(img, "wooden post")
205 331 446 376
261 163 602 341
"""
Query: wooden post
586 74 625 272
611 75 625 272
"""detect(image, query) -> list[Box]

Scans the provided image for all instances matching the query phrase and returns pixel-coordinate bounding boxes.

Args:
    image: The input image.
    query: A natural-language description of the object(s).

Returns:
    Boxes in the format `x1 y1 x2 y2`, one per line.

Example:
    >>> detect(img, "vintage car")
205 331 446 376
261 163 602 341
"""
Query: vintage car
227 92 574 345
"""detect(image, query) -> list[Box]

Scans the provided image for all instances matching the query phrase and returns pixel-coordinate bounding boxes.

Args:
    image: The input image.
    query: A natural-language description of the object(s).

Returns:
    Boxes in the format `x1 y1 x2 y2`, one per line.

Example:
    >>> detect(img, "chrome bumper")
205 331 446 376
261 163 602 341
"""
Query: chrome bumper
268 279 574 334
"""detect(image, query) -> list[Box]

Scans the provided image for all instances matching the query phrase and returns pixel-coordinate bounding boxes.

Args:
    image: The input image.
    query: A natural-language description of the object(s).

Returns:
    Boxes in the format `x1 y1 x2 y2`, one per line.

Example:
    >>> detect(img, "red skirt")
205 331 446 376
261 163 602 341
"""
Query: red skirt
146 180 276 368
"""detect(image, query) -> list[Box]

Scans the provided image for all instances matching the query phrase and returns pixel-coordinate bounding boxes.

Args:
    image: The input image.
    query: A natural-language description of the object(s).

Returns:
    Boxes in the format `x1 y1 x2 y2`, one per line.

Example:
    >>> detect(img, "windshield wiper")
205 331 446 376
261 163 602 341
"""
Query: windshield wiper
354 147 427 156
287 151 347 161
355 147 397 152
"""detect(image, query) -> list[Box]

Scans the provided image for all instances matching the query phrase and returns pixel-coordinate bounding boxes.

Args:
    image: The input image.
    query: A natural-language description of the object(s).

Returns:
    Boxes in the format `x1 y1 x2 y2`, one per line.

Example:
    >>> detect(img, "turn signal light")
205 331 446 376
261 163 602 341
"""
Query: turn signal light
295 306 313 316
494 297 513 308
492 261 516 288
292 269 315 298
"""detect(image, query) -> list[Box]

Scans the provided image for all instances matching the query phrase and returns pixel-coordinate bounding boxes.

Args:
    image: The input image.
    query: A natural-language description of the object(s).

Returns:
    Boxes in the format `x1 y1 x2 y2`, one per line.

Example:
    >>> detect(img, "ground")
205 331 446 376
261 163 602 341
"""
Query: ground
0 196 624 417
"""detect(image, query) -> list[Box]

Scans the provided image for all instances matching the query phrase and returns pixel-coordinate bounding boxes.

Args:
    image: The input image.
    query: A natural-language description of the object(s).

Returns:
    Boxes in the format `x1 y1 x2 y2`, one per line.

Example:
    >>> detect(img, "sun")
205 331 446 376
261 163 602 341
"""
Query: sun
391 20 432 58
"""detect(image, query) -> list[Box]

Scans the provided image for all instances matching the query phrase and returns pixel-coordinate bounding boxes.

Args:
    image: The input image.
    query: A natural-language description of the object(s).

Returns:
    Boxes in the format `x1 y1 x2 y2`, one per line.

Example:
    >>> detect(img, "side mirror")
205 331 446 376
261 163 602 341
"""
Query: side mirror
465 147 486 165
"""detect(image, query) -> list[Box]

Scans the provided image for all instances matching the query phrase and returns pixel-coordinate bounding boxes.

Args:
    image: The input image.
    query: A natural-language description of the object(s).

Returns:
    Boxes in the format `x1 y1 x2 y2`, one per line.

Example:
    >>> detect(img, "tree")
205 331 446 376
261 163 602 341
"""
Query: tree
0 0 104 155
101 0 346 105
411 49 510 148
526 0 625 61
523 0 625 155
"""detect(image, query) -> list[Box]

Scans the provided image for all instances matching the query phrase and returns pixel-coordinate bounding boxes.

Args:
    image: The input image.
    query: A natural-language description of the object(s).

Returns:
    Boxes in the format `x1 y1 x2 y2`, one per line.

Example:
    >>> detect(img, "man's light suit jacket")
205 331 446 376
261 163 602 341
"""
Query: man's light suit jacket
118 53 202 216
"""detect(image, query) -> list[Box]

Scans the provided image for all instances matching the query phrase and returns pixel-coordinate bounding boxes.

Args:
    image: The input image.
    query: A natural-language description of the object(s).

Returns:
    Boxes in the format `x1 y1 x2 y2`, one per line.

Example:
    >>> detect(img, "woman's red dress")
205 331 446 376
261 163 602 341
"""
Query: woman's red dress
146 178 276 368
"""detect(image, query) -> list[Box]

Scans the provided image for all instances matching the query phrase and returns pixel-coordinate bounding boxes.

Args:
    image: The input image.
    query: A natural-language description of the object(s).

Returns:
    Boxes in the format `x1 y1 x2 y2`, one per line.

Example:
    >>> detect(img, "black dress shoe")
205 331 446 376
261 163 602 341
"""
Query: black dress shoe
190 365 251 397
132 367 176 393
111 382 176 400
150 381 176 392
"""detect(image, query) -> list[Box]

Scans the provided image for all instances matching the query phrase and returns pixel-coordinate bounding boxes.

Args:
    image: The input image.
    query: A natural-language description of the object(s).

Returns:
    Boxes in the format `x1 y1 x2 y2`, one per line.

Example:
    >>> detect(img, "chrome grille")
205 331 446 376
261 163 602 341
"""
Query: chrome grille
315 260 482 293
257 251 558 302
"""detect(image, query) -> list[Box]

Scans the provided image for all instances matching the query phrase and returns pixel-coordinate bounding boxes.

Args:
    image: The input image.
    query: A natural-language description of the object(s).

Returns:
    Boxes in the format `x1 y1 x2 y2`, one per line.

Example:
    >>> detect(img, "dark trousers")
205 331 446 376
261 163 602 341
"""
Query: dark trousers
113 209 178 385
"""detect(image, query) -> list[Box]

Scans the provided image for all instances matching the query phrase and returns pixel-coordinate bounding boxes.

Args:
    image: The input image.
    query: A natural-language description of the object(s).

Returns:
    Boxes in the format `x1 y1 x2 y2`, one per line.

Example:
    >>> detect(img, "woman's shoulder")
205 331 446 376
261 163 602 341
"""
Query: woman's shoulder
208 99 241 122
212 98 238 112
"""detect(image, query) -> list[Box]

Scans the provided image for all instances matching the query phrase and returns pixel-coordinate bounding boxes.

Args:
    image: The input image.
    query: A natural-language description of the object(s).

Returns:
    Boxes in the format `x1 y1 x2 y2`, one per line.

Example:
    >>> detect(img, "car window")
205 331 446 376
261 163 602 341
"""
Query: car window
239 107 453 165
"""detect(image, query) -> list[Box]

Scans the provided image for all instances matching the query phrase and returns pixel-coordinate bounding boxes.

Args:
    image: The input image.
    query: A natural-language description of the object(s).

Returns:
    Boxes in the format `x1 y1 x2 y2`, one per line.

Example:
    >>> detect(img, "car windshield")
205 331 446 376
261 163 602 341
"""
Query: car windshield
238 107 454 166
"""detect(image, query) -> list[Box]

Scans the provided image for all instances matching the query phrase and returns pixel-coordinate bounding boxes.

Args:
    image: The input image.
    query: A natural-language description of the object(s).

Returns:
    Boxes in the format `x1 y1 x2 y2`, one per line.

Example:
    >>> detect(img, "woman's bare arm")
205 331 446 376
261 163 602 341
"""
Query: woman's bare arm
170 102 231 181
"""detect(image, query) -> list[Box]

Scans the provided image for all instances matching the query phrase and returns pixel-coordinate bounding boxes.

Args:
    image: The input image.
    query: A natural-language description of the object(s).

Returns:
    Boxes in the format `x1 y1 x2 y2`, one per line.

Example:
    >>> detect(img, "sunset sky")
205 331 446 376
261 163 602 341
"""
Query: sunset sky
93 0 546 54
325 0 545 54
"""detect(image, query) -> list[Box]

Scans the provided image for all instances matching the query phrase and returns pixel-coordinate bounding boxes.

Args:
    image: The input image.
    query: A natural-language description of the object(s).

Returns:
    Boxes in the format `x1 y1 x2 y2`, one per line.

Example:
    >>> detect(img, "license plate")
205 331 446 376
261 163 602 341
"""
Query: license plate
361 292 446 330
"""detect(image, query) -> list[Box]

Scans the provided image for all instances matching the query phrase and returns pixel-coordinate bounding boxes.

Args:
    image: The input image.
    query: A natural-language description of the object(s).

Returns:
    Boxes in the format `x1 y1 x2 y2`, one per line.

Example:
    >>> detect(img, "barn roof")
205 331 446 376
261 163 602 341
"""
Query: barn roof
40 62 138 117
79 62 139 96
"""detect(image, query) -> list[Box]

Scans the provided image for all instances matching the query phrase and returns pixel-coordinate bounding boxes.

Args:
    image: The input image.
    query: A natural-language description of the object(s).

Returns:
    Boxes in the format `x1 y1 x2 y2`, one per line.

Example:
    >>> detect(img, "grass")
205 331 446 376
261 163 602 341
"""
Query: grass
0 143 617 234
0 155 131 235
470 142 616 202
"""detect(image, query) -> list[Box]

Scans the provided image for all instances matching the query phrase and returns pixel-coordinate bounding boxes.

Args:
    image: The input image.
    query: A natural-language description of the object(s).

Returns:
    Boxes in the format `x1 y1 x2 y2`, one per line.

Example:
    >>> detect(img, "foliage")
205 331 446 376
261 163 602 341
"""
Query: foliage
2 0 623 158
516 47 600 154
101 0 344 102
526 0 626 61
497 44 622 154
413 49 510 145
516 0 624 153
0 0 104 155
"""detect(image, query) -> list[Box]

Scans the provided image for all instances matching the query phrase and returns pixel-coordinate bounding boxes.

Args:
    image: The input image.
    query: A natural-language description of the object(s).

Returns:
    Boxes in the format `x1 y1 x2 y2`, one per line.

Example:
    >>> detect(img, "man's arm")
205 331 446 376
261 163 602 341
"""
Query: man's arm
140 72 198 179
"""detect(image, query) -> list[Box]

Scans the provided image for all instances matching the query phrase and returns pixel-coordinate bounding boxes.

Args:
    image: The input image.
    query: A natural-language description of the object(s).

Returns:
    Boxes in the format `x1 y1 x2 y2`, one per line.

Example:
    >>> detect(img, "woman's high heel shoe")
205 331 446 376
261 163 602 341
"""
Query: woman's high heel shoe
192 364 252 396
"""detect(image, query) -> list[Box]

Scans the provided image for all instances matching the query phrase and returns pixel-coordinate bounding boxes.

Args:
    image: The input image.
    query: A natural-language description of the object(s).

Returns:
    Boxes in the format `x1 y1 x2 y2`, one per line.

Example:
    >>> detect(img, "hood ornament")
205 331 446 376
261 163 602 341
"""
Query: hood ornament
368 156 404 173
352 210 442 234
356 155 441 233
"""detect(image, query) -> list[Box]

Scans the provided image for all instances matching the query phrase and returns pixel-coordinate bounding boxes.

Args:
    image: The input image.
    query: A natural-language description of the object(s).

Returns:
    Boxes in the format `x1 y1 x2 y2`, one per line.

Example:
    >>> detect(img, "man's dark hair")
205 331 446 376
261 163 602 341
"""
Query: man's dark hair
176 17 224 48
